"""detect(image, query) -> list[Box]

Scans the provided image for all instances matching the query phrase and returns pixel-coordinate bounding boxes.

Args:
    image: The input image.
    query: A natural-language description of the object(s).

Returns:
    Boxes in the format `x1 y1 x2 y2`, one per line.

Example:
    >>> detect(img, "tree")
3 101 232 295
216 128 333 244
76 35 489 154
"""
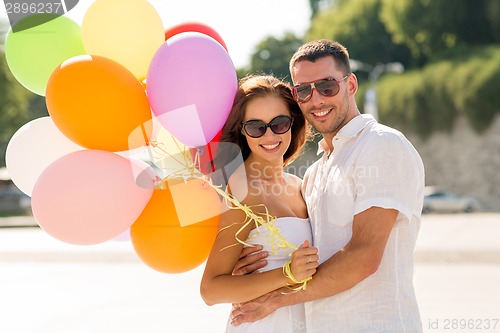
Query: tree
0 53 36 166
486 0 500 42
380 0 500 65
308 0 337 19
245 33 304 84
307 0 412 70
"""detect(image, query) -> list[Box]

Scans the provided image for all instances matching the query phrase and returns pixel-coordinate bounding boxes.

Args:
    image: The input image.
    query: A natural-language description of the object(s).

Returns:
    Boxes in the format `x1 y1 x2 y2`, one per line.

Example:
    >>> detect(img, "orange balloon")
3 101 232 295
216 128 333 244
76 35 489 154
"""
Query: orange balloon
46 55 153 152
130 178 220 273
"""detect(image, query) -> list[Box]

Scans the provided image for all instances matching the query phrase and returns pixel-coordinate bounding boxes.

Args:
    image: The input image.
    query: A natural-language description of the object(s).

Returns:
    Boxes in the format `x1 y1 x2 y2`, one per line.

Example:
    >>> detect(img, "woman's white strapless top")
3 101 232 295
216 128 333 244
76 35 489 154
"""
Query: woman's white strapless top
245 217 312 271
225 217 312 333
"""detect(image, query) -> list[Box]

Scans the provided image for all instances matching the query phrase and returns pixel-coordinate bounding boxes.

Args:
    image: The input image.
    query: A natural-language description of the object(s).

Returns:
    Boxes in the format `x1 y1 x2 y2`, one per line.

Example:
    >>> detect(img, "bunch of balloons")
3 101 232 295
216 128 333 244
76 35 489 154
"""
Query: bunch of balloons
4 0 238 274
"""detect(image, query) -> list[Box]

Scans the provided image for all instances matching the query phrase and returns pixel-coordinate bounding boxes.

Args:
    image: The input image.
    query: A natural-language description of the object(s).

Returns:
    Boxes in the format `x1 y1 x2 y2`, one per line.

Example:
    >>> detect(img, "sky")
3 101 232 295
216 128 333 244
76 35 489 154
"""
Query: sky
1 0 311 68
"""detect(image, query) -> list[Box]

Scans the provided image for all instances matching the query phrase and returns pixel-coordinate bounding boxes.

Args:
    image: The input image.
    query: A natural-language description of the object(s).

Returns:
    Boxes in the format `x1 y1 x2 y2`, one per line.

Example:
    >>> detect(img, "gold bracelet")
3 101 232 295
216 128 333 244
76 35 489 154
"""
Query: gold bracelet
282 260 312 291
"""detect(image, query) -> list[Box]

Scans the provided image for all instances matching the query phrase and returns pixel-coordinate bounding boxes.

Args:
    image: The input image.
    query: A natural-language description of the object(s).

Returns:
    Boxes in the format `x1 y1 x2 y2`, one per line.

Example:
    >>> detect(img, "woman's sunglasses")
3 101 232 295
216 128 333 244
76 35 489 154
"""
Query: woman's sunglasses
241 115 293 138
292 74 350 103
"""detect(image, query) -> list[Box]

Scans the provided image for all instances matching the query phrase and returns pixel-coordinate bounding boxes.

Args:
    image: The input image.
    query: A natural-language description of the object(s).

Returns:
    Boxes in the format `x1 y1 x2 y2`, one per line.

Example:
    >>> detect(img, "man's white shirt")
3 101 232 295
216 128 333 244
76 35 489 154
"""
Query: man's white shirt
302 114 424 333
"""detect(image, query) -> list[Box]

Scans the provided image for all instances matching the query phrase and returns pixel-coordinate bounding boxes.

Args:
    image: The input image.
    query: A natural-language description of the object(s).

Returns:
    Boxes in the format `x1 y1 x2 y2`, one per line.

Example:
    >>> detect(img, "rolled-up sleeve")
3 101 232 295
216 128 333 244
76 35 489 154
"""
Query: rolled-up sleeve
353 131 425 222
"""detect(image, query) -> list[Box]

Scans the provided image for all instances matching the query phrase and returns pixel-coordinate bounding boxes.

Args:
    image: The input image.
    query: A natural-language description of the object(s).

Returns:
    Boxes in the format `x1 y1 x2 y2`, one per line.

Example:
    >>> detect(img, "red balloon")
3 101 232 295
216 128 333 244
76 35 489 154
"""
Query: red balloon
164 22 228 52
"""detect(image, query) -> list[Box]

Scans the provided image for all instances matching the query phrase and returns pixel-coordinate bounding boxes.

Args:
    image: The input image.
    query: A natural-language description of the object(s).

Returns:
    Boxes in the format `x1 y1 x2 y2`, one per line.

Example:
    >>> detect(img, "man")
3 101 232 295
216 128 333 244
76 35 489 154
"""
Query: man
230 39 425 332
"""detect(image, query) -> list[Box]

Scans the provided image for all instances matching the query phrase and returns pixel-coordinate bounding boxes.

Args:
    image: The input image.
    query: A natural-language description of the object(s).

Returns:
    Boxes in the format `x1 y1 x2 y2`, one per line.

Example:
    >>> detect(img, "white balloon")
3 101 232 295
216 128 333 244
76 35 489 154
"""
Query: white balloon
5 117 84 196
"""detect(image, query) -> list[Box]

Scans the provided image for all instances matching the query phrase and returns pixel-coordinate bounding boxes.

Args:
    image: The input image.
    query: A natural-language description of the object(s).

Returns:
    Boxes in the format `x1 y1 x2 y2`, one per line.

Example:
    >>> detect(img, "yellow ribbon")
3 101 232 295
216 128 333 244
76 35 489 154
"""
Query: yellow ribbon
146 137 298 254
146 136 311 289
282 260 312 292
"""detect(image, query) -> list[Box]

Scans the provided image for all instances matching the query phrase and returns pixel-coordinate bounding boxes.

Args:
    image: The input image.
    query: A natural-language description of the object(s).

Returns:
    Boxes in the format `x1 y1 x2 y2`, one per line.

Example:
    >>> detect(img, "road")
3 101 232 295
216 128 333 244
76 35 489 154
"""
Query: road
1 213 499 333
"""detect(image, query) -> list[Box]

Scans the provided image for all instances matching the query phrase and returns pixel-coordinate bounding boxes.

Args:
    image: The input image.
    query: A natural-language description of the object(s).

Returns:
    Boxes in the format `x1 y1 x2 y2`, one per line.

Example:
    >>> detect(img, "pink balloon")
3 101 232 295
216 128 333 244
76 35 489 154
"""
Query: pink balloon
146 32 238 147
31 150 155 245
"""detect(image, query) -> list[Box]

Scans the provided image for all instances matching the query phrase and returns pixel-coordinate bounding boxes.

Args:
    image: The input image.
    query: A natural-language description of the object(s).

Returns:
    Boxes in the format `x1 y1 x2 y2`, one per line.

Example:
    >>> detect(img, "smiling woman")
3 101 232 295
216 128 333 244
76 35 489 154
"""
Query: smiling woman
199 74 316 333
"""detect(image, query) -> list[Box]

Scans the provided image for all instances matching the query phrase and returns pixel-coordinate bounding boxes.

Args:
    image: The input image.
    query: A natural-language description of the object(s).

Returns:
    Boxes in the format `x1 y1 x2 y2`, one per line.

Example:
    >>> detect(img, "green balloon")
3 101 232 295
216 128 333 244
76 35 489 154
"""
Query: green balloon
5 14 86 96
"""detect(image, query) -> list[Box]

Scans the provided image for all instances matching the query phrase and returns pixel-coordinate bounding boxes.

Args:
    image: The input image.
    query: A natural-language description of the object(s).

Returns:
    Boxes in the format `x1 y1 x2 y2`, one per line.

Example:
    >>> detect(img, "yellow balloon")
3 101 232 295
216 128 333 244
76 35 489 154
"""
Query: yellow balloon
81 0 165 81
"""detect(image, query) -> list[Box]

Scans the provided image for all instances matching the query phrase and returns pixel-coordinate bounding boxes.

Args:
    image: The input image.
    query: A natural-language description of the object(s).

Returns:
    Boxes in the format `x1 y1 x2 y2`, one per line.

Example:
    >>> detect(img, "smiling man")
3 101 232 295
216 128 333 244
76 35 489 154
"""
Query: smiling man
230 40 425 333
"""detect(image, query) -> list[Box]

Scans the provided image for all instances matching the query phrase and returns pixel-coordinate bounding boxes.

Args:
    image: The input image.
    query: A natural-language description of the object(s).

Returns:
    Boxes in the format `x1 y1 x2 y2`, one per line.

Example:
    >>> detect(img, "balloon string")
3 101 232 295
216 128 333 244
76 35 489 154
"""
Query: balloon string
140 124 150 146
148 139 197 177
146 136 298 255
211 185 298 254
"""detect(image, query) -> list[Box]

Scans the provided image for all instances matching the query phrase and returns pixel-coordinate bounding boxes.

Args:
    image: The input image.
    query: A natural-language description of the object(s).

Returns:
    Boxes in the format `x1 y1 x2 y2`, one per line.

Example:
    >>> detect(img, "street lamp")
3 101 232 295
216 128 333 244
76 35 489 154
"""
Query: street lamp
350 59 404 120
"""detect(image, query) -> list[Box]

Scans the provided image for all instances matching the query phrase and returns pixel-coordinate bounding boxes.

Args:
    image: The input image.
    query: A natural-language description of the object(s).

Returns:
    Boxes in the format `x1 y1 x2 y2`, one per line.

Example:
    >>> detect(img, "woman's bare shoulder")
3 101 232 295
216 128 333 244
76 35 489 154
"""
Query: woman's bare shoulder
284 172 303 186
225 164 261 207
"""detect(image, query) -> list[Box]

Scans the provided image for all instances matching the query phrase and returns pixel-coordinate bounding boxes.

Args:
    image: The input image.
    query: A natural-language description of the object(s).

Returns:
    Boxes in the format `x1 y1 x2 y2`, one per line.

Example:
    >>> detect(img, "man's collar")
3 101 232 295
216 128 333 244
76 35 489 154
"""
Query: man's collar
316 114 376 155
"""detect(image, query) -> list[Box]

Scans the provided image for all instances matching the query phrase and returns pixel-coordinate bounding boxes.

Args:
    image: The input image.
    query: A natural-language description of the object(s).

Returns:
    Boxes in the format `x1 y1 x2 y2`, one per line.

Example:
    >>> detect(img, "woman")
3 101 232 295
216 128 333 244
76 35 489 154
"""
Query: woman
200 74 318 333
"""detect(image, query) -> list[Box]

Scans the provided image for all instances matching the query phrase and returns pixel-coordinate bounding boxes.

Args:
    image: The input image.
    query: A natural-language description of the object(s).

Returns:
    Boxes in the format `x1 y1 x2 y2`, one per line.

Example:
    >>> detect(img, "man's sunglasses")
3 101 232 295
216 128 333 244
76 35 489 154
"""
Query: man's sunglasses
241 115 293 138
292 74 350 103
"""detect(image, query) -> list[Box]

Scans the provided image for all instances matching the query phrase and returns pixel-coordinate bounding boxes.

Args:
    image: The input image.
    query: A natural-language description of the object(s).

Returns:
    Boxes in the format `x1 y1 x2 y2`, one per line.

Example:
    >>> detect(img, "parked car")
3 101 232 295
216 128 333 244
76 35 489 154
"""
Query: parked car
422 187 480 214
0 184 32 216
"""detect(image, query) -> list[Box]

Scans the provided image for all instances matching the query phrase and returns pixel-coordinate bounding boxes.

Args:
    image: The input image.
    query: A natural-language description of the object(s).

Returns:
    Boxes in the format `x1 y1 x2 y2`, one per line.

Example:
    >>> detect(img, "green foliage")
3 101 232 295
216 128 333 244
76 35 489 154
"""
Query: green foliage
307 0 412 68
486 0 500 41
0 55 29 166
241 0 499 137
374 0 500 135
0 53 46 166
380 0 500 66
355 81 368 111
375 46 500 137
376 72 421 134
308 0 338 19
246 33 304 84
449 46 500 132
